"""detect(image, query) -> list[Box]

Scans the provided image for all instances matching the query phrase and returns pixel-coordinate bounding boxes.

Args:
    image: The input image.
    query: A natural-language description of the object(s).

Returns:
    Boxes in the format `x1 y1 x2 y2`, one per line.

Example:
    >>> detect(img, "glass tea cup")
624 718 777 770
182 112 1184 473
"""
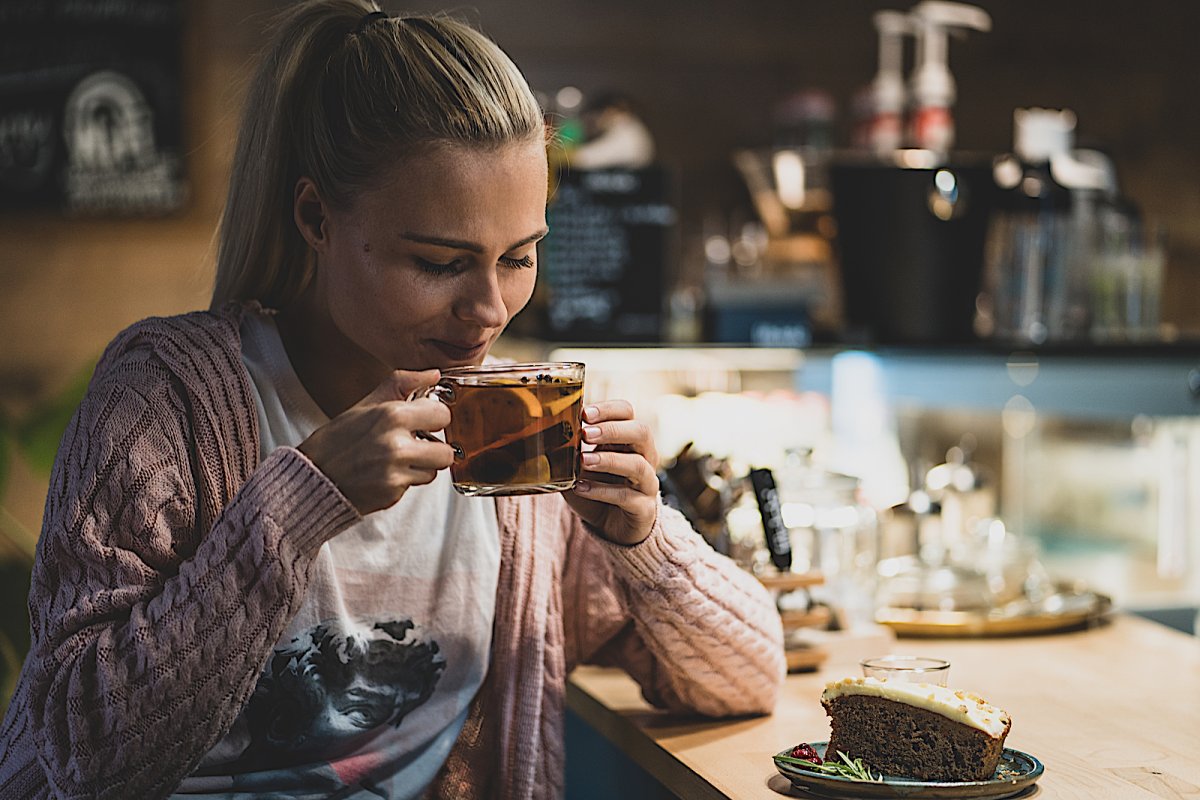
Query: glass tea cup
410 362 585 496
861 655 951 686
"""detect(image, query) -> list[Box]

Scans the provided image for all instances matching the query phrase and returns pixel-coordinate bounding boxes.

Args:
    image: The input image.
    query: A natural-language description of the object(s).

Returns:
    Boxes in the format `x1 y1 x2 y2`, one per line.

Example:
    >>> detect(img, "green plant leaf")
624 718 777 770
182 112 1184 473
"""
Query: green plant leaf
0 630 20 717
16 362 94 476
0 558 32 715
0 428 10 500
0 507 38 563
0 559 31 653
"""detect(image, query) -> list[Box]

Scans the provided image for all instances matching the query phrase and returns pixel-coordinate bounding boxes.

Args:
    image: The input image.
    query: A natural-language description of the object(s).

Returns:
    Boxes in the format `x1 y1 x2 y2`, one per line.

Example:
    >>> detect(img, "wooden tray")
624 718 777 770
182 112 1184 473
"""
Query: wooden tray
876 586 1112 638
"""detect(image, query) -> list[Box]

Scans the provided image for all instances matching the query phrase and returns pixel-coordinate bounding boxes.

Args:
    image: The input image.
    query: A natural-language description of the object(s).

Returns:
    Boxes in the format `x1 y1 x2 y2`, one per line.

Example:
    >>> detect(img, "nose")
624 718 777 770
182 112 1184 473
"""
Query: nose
454 266 509 329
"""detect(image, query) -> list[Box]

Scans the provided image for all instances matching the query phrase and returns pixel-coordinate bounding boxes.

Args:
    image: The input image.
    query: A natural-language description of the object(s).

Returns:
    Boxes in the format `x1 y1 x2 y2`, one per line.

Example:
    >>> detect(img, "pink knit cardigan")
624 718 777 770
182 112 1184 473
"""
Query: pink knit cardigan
0 306 785 799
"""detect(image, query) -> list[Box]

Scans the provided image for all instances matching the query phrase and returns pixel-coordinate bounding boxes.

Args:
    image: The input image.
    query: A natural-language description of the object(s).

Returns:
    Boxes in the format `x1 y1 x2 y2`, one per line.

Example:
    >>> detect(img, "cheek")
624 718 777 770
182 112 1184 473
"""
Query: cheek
502 268 538 317
320 243 378 311
324 257 437 346
360 278 445 339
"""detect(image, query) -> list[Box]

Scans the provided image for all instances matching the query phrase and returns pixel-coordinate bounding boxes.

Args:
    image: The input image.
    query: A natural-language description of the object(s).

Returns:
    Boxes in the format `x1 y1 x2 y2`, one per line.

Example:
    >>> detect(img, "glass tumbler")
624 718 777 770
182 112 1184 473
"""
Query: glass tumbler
861 655 951 686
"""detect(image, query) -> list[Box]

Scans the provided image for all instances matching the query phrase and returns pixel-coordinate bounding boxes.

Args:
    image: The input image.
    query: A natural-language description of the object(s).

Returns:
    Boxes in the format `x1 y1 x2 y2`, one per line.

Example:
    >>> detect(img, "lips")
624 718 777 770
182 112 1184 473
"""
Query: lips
428 338 489 363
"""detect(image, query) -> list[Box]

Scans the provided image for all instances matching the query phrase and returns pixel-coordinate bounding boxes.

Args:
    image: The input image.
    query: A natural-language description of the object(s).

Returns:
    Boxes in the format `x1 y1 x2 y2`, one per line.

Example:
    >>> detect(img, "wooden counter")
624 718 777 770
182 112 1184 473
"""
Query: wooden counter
567 615 1200 799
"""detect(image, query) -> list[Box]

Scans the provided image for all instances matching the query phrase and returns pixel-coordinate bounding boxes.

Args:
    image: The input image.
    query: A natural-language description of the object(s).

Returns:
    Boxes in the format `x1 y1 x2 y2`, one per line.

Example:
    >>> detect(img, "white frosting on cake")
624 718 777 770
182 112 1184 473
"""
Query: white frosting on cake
821 677 1010 738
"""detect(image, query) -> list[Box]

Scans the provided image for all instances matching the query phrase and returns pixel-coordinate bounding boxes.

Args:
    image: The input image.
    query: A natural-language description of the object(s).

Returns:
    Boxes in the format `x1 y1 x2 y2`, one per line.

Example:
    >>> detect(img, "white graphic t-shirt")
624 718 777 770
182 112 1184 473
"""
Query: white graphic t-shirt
173 310 500 799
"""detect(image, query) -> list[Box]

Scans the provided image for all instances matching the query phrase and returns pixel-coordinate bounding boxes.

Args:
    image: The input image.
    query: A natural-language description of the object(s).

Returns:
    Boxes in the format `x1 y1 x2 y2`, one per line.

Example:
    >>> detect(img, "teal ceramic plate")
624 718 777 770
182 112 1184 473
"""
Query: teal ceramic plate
773 742 1043 799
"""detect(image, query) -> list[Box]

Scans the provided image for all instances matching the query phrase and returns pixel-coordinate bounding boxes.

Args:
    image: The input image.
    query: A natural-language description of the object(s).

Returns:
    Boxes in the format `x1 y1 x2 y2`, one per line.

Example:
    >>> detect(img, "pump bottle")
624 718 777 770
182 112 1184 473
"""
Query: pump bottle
865 10 910 155
907 1 991 157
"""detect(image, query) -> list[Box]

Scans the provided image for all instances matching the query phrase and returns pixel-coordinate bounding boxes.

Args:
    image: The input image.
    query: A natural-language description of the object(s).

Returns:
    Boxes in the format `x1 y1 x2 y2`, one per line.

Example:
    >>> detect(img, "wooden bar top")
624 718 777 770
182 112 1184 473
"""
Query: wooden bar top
567 615 1200 799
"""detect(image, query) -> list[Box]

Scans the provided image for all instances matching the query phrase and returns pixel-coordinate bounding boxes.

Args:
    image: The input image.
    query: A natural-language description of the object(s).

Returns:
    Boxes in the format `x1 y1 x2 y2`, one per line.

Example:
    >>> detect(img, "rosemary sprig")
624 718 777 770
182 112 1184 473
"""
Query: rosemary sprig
776 750 884 782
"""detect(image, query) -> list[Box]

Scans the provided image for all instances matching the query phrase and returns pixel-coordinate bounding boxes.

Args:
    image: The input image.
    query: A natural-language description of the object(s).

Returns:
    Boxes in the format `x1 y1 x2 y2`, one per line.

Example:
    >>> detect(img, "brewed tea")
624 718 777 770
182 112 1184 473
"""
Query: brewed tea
445 371 583 496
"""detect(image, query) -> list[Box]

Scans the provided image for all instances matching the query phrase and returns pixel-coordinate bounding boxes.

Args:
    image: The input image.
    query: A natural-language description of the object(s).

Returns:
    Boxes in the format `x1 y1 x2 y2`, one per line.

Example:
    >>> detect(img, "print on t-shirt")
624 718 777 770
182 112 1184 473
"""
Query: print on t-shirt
232 618 446 770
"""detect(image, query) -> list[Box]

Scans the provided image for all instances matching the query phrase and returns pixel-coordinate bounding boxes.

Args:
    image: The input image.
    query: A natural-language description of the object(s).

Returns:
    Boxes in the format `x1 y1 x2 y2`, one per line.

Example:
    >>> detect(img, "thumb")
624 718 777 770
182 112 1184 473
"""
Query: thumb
357 369 441 406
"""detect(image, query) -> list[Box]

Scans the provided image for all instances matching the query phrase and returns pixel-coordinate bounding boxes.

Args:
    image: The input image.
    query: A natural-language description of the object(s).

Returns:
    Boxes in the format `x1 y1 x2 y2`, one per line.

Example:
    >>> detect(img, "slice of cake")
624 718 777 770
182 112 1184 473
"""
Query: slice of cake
820 677 1011 782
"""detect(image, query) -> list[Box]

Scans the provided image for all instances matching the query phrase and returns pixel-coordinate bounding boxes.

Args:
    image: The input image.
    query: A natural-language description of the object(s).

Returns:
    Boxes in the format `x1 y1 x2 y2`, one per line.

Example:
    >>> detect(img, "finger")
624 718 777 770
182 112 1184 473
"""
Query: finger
582 419 657 461
389 464 442 489
383 397 451 433
359 369 441 406
580 450 659 493
582 399 634 424
391 369 443 399
396 435 457 470
573 479 657 513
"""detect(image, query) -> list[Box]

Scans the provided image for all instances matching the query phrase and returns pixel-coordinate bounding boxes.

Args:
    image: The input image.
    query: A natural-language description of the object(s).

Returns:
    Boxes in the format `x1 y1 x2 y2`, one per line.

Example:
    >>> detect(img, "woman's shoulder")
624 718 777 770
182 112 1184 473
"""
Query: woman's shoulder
85 303 256 421
70 303 259 476
94 303 247 380
107 303 244 358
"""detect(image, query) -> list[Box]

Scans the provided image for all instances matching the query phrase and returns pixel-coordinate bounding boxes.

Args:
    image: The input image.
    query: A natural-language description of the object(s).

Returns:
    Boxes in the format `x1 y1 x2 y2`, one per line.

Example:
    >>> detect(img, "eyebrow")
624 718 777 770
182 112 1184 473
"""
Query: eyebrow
399 228 549 254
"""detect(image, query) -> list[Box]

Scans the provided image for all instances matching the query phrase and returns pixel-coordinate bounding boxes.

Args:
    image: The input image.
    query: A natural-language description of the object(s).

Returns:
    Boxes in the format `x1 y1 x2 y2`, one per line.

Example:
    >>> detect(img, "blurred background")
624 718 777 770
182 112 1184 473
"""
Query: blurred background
2 0 1199 720
3 0 1198 394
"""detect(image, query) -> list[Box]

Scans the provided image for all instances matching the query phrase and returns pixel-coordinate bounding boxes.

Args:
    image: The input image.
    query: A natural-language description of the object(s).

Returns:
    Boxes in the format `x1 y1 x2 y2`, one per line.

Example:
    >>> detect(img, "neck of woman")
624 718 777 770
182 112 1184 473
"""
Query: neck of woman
274 297 387 419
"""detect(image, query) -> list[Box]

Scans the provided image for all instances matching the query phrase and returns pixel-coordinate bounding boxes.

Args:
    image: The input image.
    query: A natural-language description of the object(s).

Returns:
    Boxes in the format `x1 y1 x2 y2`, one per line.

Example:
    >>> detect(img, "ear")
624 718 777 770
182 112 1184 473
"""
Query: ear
293 176 329 251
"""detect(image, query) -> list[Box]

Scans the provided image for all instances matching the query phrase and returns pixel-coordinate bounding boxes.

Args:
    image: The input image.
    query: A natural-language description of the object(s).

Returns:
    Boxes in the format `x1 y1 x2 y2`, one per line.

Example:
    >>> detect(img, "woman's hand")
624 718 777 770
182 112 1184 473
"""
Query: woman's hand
563 400 660 546
298 370 456 515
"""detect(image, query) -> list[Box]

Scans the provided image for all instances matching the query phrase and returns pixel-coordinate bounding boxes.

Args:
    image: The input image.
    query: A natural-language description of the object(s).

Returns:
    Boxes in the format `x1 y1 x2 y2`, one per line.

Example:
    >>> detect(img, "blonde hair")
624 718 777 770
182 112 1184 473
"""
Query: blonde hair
211 0 544 309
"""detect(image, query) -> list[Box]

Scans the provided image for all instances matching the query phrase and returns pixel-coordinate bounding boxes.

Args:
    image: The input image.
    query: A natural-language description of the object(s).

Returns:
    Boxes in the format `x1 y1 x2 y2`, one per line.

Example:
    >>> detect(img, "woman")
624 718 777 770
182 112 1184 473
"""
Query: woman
0 2 784 798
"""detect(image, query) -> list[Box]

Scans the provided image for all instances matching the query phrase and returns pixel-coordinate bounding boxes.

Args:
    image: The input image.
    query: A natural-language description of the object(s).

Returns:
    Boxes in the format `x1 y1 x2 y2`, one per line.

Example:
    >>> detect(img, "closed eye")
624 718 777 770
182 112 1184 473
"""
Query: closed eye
414 257 464 275
499 254 535 269
415 253 534 275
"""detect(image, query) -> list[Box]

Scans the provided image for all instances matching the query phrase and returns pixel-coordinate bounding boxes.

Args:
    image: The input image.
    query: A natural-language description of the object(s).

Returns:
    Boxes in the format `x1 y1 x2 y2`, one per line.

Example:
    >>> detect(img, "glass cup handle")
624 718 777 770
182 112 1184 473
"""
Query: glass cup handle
405 382 463 457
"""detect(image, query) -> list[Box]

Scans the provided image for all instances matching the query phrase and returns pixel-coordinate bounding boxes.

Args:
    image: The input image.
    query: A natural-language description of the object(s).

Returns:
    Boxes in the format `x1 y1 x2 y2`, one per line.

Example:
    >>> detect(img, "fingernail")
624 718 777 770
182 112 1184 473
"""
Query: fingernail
584 425 602 440
582 452 600 466
584 405 600 421
575 480 591 493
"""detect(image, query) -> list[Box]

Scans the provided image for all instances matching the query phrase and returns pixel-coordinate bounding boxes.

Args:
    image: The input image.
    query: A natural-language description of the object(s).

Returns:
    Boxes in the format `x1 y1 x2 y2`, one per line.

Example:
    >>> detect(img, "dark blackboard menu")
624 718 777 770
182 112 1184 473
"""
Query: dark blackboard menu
539 166 675 342
0 0 185 215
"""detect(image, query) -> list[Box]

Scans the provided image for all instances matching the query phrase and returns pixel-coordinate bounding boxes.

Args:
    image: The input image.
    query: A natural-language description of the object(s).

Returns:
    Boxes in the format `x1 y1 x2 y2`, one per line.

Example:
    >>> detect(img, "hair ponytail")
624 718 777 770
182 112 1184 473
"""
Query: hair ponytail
211 1 544 310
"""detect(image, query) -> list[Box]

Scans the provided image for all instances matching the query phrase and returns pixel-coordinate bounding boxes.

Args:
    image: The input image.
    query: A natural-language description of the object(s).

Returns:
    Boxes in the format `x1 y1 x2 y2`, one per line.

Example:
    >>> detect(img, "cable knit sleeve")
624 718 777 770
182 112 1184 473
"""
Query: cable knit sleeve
563 502 785 717
5 347 359 799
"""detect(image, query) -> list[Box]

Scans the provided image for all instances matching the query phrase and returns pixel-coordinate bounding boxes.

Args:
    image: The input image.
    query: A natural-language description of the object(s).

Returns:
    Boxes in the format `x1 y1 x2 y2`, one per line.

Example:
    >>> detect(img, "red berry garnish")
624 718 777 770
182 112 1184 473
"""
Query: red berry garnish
789 743 822 764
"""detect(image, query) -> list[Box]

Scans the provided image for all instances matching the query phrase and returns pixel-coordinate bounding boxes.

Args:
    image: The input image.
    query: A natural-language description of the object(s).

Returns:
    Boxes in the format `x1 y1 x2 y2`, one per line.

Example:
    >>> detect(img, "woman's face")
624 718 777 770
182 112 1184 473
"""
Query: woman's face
309 139 548 372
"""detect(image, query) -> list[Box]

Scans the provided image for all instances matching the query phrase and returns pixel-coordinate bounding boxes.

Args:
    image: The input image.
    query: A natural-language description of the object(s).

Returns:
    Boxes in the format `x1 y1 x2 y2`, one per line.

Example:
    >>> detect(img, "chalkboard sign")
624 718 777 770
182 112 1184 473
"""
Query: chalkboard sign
0 0 186 215
539 166 675 342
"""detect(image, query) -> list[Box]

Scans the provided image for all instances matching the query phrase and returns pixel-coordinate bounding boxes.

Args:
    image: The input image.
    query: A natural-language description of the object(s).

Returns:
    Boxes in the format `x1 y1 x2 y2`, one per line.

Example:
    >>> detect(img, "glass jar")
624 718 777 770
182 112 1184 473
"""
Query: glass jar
776 453 879 627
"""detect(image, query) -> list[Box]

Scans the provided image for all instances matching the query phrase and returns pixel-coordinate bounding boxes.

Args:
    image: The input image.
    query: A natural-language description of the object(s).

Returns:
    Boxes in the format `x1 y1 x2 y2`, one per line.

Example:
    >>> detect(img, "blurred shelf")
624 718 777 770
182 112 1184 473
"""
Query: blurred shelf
779 606 833 631
755 571 824 592
799 347 1200 420
494 338 807 375
544 344 805 373
784 645 828 673
498 337 1200 419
